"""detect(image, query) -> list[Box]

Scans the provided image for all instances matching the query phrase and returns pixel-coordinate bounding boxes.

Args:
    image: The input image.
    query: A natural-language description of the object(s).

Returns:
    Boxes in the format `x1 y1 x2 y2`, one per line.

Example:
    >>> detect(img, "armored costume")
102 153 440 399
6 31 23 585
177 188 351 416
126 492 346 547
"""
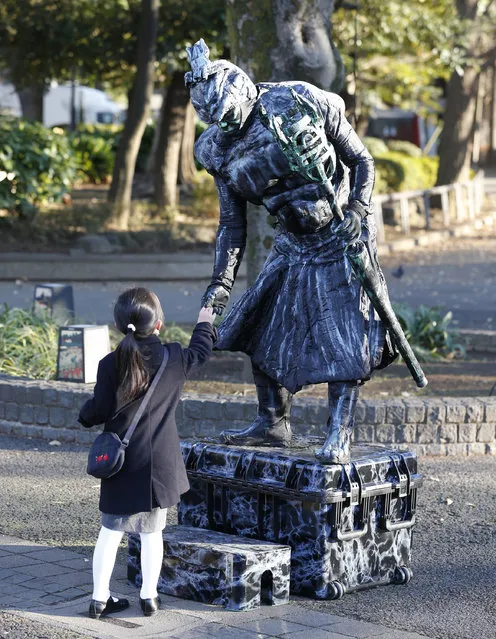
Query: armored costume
186 40 401 463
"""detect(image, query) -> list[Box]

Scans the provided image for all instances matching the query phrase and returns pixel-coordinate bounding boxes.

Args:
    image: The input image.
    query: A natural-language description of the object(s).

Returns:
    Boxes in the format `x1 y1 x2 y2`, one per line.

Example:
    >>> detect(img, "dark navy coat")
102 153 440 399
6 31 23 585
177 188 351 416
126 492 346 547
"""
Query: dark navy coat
79 323 216 515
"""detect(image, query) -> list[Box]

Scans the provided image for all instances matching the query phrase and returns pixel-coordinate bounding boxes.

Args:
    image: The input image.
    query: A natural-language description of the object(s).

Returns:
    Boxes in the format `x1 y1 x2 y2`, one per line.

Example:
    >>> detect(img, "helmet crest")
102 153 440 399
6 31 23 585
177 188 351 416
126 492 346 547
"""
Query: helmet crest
185 39 211 87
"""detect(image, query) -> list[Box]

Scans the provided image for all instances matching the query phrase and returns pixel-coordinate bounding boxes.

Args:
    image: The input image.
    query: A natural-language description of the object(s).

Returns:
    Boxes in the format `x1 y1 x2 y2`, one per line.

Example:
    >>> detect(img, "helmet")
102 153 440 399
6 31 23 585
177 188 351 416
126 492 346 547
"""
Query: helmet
185 40 257 131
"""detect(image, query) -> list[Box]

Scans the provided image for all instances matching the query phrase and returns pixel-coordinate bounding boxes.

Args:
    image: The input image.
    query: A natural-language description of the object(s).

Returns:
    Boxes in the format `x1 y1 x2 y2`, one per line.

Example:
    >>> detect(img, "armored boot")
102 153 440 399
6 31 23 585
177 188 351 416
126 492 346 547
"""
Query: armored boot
315 381 360 464
220 364 292 446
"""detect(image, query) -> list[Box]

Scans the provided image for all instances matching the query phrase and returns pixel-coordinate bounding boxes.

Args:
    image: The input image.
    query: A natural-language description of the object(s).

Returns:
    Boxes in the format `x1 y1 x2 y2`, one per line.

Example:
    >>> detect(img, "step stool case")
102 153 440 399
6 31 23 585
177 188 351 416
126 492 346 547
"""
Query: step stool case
178 442 423 599
128 526 291 611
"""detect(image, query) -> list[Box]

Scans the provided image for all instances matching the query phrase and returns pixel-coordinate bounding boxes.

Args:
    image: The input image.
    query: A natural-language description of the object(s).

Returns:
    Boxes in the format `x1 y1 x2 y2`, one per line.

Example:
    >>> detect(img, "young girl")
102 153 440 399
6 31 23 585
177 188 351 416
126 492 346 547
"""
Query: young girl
79 287 216 619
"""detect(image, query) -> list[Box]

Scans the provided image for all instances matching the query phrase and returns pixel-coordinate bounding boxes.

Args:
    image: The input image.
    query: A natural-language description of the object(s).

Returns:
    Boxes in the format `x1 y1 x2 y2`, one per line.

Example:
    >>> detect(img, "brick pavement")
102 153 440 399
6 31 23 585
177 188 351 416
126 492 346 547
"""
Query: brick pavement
0 533 433 639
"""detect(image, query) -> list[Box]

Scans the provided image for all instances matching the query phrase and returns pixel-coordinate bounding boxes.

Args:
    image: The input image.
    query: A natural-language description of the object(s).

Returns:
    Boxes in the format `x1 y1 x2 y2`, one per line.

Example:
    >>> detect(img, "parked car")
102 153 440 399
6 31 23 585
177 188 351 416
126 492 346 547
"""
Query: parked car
0 81 124 127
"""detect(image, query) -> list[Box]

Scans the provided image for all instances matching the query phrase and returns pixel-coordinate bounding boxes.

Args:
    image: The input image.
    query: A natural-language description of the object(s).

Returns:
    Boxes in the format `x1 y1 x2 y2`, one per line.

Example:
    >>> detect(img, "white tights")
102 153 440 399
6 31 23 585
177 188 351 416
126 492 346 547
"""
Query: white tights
92 526 164 602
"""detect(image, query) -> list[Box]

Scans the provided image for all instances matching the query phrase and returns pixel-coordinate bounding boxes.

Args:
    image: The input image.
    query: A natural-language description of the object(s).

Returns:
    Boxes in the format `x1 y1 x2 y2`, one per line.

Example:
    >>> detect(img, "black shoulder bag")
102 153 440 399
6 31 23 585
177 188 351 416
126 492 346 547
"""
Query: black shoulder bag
87 349 169 479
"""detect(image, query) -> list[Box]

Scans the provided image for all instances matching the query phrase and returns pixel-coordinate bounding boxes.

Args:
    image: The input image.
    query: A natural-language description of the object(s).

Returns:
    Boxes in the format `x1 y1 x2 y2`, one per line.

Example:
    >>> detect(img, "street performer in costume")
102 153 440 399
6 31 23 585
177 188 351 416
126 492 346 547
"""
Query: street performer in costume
185 40 425 464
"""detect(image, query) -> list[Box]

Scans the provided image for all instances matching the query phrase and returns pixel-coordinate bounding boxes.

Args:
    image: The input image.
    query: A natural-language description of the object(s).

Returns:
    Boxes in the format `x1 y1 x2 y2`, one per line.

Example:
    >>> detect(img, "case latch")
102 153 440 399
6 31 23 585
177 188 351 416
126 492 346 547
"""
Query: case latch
379 455 416 532
330 464 370 541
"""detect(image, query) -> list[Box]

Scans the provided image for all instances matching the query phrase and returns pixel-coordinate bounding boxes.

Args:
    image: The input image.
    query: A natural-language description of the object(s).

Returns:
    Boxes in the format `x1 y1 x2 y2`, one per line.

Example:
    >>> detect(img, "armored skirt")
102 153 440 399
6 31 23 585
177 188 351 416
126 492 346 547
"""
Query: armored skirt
216 217 394 394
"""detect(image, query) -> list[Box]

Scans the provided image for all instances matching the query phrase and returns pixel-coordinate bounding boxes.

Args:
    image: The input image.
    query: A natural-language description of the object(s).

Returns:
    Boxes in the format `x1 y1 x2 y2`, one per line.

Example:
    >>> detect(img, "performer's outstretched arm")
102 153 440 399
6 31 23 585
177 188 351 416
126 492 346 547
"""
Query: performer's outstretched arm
202 176 247 315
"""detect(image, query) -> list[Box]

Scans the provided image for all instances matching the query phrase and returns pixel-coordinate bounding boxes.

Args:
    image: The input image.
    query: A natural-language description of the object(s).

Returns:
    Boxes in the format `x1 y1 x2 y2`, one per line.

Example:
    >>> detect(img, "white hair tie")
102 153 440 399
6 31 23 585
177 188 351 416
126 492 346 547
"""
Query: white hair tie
127 323 136 333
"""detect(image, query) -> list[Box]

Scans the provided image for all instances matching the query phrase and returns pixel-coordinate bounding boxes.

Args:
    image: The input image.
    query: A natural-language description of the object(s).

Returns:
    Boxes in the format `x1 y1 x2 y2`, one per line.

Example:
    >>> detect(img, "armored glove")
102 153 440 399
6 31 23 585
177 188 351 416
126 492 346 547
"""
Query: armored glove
332 200 368 244
201 283 231 315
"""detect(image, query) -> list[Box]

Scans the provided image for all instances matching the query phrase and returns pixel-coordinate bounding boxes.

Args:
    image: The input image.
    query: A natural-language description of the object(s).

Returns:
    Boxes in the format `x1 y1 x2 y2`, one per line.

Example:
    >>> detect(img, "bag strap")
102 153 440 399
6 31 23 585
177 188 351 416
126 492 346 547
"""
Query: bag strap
121 347 169 447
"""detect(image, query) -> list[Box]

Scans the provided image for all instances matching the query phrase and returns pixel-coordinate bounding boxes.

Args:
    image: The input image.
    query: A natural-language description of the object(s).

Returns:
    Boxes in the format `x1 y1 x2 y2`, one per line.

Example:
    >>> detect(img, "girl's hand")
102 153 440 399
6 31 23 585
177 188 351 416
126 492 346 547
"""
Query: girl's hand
197 306 216 325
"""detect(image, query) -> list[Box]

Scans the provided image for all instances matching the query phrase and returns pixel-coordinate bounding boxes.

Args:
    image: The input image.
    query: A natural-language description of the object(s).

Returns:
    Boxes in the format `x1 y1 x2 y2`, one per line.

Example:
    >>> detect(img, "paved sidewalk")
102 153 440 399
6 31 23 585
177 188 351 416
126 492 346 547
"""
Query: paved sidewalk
0 534 431 639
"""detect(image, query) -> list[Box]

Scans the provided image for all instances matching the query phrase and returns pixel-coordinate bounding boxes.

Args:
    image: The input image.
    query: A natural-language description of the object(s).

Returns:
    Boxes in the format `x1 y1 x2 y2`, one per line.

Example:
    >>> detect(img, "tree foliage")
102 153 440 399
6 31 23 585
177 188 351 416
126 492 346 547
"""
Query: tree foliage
332 0 465 117
0 118 76 217
0 0 141 93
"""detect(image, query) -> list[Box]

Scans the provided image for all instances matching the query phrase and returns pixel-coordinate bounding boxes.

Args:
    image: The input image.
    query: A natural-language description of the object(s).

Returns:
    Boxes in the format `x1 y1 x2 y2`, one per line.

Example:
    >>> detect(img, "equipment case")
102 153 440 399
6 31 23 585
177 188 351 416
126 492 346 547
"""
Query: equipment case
178 441 422 599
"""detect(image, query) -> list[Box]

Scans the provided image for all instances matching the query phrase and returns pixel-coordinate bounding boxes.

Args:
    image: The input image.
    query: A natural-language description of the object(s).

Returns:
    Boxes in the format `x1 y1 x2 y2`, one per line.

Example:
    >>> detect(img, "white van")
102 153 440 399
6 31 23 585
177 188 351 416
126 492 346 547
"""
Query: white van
0 82 124 127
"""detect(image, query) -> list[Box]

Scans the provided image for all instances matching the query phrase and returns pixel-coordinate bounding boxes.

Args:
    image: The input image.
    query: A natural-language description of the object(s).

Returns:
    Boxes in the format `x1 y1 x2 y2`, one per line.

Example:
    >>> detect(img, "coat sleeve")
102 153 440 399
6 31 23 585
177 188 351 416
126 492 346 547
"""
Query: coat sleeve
78 356 117 428
181 322 218 378
321 92 375 210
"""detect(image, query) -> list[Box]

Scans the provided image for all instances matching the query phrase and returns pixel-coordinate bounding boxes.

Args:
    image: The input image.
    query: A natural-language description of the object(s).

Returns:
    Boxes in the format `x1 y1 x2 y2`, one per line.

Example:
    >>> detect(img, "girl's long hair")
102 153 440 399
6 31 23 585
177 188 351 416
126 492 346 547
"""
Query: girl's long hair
113 288 164 404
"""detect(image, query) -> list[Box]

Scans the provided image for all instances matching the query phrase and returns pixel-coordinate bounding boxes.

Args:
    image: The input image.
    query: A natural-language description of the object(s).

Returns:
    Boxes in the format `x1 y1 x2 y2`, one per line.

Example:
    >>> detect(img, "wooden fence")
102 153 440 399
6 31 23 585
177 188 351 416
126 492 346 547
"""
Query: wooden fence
372 170 486 242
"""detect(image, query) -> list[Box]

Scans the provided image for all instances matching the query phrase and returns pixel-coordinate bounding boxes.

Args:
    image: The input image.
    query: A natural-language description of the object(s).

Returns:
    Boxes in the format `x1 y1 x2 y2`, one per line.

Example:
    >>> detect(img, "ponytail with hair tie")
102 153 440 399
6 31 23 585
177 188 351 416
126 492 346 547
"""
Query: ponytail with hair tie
114 288 164 403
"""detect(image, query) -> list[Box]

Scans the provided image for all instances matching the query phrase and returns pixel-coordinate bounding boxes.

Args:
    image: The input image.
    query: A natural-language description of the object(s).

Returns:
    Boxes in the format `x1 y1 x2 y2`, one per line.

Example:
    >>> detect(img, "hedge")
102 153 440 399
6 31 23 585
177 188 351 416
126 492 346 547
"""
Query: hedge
0 118 76 218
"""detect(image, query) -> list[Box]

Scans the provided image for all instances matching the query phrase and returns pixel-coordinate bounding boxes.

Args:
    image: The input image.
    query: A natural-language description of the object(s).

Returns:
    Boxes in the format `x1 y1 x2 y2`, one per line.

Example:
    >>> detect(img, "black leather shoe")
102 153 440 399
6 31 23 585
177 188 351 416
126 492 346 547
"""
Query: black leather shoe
88 596 130 619
140 595 161 617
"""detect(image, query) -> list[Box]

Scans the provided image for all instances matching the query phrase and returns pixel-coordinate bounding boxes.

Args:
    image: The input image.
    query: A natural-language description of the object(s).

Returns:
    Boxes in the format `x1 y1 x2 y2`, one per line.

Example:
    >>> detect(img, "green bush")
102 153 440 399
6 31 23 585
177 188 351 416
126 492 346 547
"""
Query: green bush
393 303 464 361
75 123 121 143
163 323 191 347
374 151 438 193
386 140 423 157
70 132 115 183
363 136 389 156
374 155 406 193
0 118 76 218
0 305 59 379
70 122 155 181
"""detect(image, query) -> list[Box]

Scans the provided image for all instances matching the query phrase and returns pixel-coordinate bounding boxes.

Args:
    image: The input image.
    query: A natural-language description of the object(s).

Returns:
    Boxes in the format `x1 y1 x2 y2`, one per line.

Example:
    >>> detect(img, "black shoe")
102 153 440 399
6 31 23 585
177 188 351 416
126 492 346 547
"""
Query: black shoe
88 596 130 619
140 595 161 617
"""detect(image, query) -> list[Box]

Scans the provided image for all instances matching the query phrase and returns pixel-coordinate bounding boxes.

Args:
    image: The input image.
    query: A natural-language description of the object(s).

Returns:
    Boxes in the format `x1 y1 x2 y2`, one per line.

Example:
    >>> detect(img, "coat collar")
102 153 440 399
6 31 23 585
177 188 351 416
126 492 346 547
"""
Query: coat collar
136 334 162 346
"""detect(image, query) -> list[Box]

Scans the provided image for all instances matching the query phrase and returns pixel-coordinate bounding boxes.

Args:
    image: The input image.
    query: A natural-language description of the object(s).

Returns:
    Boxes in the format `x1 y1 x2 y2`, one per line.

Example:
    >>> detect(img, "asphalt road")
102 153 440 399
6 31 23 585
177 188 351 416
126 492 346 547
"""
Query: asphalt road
0 236 495 329
0 434 494 639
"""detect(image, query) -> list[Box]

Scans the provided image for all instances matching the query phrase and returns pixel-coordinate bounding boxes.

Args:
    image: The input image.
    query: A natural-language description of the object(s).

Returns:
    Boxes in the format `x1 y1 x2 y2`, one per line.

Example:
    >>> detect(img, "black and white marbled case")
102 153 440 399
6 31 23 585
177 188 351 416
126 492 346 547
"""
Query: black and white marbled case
177 441 422 599
128 526 291 611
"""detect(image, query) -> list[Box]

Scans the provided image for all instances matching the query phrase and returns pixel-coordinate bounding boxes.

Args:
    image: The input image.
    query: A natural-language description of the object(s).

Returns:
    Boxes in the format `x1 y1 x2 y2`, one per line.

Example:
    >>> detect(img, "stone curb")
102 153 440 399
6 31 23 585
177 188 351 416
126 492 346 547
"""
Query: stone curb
0 376 494 456
457 328 496 353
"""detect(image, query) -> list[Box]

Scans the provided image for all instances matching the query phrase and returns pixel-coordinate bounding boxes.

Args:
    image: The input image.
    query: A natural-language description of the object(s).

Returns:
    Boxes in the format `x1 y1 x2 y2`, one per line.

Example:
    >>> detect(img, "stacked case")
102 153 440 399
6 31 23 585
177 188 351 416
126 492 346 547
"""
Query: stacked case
178 441 422 599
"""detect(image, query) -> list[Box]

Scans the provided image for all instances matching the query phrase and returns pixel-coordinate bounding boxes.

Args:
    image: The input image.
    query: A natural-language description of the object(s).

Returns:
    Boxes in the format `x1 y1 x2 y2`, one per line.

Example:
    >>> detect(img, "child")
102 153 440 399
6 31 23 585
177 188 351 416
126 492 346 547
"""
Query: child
79 287 216 619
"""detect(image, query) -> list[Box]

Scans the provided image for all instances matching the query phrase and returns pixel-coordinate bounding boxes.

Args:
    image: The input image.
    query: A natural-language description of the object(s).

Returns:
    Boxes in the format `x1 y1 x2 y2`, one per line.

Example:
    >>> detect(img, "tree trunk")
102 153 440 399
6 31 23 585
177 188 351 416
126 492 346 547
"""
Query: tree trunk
145 88 167 174
226 0 344 91
436 67 479 185
226 0 343 284
17 86 44 122
436 0 480 185
153 70 190 218
178 101 197 186
108 0 159 230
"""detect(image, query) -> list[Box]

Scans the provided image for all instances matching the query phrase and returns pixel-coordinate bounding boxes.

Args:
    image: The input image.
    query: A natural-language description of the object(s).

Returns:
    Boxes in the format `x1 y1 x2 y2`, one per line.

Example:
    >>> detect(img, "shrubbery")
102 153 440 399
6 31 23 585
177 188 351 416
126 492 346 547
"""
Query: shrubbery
69 122 155 183
0 117 158 216
393 303 464 361
70 130 116 184
0 305 191 381
0 305 59 379
0 118 76 218
364 136 438 194
386 139 423 157
362 136 389 156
